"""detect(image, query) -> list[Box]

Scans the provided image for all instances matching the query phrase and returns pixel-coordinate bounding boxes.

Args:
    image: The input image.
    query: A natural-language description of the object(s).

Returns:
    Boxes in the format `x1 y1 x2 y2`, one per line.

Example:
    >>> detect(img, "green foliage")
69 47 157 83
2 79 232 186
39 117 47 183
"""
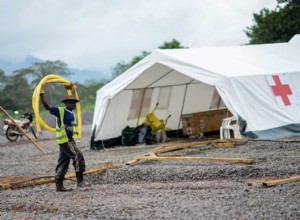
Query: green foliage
245 0 300 44
0 69 6 90
76 80 108 111
14 60 71 88
0 74 32 112
111 39 187 79
111 61 130 80
159 39 188 49
42 83 66 107
0 69 5 78
111 51 150 79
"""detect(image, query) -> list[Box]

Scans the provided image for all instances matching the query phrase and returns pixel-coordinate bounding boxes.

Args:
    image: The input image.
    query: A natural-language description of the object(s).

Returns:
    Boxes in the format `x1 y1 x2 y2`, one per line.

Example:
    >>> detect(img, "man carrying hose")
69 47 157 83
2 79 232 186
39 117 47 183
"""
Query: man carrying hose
40 85 90 192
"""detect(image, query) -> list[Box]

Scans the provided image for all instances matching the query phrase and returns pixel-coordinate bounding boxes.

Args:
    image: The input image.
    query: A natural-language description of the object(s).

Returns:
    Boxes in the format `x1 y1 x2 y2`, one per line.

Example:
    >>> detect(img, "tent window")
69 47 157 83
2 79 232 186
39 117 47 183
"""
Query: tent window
157 87 171 109
128 88 152 120
210 88 225 109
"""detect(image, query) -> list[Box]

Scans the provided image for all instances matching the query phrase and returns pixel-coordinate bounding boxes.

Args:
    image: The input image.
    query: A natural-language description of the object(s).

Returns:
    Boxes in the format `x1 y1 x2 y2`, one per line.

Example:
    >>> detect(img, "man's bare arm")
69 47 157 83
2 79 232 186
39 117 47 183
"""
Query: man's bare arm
40 93 52 111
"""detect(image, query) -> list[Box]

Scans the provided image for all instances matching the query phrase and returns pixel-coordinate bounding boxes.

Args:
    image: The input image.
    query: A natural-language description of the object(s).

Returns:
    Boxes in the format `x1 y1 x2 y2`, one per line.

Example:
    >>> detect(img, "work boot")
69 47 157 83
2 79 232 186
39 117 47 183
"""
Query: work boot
55 178 73 192
76 172 91 188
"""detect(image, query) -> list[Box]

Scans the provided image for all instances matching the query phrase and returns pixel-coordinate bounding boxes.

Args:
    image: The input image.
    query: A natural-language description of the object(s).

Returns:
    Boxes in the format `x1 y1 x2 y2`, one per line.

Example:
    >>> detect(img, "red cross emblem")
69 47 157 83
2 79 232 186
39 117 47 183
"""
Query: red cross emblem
271 75 292 106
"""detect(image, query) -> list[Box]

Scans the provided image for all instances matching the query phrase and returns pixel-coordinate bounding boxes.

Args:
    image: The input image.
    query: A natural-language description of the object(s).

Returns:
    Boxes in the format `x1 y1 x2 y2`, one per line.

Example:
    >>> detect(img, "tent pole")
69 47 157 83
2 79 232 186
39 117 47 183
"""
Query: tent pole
136 69 173 127
177 83 188 135
136 89 146 127
217 93 221 110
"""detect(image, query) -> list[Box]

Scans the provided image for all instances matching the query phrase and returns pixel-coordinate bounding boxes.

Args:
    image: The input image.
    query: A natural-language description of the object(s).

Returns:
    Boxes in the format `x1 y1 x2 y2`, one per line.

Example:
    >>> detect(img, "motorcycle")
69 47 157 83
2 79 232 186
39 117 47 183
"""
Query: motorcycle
3 112 38 142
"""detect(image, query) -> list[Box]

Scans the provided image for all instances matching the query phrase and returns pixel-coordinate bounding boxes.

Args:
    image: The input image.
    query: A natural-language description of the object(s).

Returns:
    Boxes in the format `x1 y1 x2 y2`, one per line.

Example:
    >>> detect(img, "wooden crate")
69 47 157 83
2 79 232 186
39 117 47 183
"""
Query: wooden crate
182 109 232 135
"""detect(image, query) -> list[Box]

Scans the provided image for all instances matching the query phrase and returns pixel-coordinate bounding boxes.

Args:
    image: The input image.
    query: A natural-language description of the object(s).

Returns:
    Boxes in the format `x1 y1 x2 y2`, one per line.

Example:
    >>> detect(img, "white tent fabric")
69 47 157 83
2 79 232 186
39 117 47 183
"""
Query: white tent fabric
91 38 300 146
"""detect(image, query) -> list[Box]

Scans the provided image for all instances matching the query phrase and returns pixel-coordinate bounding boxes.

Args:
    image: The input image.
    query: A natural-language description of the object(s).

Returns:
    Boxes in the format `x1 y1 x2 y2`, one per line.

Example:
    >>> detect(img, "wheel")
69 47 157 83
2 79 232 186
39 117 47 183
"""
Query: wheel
6 127 19 142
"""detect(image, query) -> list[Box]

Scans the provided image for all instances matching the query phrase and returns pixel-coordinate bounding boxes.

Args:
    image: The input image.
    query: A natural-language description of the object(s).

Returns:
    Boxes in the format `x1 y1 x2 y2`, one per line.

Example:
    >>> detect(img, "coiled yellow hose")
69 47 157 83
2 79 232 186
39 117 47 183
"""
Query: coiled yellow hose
32 74 82 139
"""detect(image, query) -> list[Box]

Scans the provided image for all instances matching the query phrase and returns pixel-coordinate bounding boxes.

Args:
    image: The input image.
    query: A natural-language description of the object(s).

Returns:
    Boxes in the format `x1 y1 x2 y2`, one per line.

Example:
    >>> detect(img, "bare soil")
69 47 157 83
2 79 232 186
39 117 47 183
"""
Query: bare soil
0 122 299 219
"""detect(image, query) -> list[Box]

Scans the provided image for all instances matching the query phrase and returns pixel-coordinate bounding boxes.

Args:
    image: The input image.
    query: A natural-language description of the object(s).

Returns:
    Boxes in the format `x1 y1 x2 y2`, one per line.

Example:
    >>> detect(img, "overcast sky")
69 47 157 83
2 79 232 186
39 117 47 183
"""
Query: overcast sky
0 0 278 71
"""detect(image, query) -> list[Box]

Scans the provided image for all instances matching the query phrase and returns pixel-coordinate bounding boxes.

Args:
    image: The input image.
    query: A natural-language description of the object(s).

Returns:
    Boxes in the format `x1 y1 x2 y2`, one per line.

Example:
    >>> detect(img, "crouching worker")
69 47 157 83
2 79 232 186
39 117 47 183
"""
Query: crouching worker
40 87 90 192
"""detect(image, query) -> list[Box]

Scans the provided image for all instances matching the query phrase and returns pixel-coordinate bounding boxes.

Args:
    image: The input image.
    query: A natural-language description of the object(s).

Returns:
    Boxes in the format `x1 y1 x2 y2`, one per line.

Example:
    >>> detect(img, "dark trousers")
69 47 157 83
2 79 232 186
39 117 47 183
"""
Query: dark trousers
55 140 86 180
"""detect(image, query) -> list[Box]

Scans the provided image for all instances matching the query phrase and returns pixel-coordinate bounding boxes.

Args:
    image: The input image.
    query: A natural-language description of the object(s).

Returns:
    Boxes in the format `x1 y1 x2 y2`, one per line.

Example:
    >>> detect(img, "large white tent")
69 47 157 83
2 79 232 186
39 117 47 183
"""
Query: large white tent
90 36 300 148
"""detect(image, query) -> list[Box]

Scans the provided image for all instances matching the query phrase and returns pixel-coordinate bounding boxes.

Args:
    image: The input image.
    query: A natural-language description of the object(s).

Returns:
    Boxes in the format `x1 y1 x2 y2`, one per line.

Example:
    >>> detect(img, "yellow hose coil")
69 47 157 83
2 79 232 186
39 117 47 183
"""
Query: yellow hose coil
32 74 82 139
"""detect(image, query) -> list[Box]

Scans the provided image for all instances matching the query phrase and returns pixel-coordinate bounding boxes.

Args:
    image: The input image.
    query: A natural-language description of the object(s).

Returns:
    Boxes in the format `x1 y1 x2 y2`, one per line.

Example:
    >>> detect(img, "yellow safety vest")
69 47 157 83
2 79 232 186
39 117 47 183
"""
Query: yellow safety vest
56 107 78 144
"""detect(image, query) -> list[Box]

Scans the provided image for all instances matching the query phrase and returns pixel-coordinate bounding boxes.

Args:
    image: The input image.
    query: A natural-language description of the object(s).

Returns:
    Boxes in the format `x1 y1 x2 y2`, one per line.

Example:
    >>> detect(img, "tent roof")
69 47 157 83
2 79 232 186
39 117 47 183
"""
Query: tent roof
152 41 300 78
124 40 300 90
99 39 300 94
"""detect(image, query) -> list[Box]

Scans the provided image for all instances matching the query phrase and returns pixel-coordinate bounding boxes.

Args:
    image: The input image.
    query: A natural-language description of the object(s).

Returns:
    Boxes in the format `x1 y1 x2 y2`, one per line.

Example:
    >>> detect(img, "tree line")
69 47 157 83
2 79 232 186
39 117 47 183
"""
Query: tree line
0 0 298 117
244 0 300 44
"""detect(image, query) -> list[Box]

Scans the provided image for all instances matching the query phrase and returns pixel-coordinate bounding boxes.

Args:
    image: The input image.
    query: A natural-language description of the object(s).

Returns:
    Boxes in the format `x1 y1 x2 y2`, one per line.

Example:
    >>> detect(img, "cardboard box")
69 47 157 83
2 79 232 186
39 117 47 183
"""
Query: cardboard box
181 114 197 136
182 109 232 135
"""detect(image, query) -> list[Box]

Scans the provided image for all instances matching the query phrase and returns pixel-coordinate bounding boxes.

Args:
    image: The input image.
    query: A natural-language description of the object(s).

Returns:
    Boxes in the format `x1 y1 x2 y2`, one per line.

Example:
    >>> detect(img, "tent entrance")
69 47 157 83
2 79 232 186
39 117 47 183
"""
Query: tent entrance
126 80 226 134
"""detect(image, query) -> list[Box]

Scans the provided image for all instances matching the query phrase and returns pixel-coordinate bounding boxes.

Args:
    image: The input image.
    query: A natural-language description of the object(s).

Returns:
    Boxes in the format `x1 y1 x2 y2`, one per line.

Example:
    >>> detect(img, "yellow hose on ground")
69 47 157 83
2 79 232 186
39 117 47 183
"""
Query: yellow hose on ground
32 74 82 139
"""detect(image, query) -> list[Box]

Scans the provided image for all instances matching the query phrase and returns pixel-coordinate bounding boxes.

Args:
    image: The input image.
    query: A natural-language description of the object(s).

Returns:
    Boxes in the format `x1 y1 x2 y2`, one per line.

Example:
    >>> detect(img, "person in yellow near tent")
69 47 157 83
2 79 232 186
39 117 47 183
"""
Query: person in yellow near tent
40 83 90 192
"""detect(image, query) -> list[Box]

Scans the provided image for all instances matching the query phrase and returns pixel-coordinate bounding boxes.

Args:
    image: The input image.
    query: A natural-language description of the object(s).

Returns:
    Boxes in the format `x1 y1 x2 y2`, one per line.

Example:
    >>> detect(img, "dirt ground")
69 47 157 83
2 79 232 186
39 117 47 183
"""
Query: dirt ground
0 122 300 219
